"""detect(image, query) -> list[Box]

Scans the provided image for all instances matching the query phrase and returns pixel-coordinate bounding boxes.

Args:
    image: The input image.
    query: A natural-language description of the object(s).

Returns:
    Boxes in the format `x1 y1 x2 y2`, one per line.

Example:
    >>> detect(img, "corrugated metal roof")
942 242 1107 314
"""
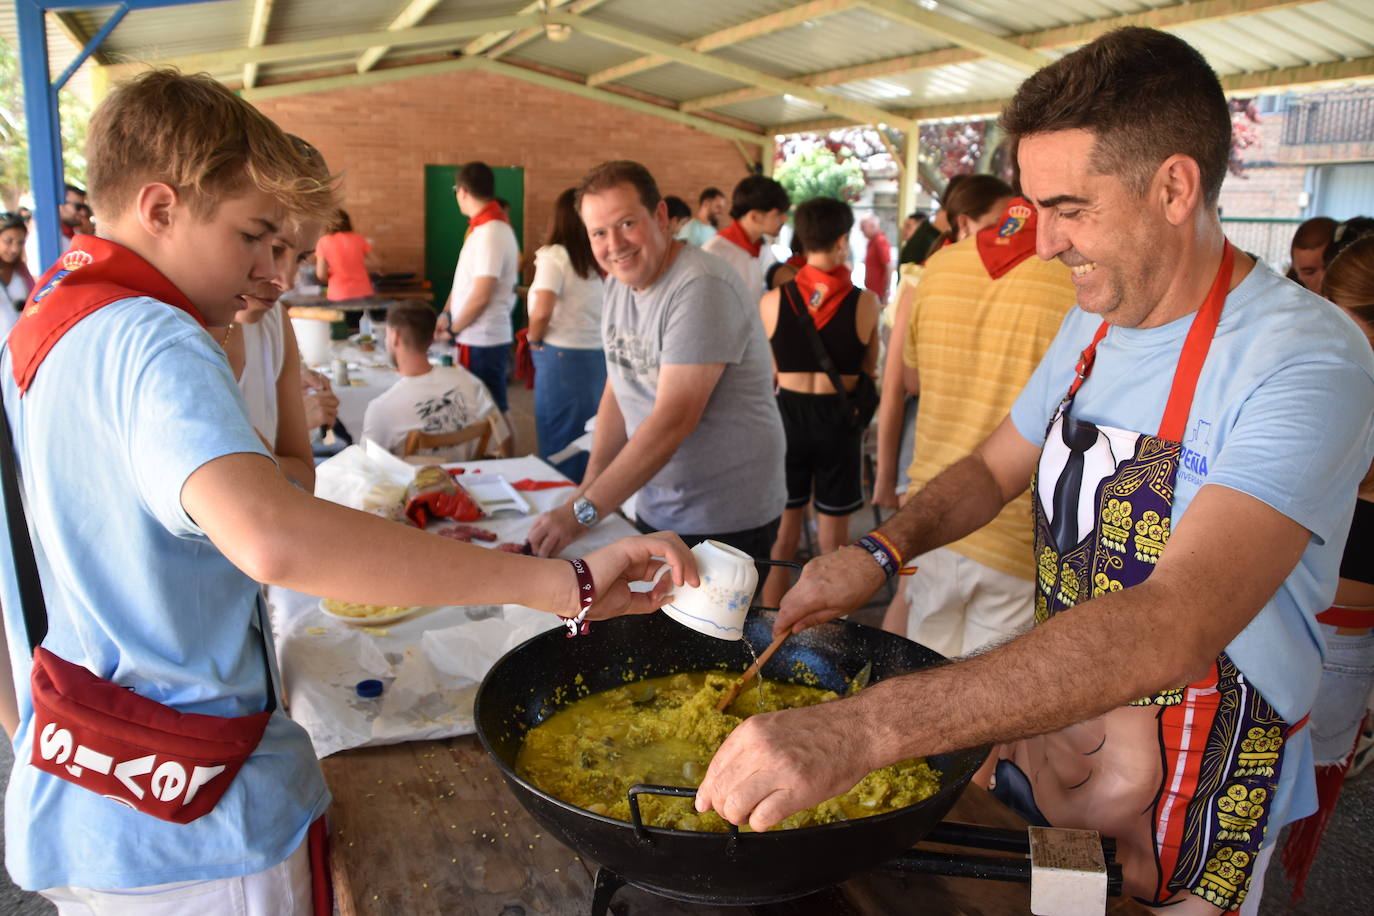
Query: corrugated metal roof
610 62 748 102
717 7 951 79
588 0 804 45
1 0 1371 133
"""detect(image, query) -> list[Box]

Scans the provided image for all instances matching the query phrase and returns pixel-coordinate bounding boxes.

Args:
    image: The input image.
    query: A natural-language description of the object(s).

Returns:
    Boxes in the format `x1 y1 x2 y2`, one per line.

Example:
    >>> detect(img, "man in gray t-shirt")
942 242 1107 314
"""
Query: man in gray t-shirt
528 161 786 560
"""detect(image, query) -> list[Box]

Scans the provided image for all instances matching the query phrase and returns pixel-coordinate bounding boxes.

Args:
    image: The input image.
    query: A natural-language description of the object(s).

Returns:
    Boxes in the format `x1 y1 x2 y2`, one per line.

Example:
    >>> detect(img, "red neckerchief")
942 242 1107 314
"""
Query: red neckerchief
9 235 205 394
716 220 761 257
785 252 806 268
60 223 75 240
793 262 855 331
975 197 1038 279
465 200 508 239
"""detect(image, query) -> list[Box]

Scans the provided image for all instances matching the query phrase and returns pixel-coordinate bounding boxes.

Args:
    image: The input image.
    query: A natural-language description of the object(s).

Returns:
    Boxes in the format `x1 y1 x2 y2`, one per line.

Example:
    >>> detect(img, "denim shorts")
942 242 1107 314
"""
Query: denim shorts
1309 621 1374 765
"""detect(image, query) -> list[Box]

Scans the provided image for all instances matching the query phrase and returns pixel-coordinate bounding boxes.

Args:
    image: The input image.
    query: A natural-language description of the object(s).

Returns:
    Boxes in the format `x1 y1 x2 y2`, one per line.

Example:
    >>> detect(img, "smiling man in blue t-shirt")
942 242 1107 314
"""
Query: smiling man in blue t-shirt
693 28 1374 916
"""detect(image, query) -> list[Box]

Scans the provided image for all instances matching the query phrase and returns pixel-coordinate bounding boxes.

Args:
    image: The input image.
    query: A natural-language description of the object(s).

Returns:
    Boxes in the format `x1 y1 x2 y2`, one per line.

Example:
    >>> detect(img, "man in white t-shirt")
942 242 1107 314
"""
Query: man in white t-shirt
446 161 519 452
702 175 790 298
364 301 508 460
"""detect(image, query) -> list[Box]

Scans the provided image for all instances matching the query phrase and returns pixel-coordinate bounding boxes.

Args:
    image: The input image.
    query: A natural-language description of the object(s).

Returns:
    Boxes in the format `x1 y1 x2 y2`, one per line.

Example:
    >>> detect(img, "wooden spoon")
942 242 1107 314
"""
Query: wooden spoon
716 630 790 712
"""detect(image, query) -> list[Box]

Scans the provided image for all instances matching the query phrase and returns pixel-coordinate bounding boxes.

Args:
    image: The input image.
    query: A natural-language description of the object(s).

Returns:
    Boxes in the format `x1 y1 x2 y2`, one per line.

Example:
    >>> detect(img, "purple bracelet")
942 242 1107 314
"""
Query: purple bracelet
560 557 595 637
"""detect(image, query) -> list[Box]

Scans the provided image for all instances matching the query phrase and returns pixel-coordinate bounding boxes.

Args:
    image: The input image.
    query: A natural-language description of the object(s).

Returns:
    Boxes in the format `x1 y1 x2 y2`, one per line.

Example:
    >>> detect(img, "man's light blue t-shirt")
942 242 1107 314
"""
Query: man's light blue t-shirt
676 218 717 247
0 298 329 890
1011 260 1374 834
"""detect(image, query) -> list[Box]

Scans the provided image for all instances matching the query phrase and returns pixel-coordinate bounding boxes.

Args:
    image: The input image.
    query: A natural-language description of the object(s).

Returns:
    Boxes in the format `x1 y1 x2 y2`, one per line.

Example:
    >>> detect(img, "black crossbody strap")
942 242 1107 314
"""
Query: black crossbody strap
0 381 276 711
0 383 49 652
781 280 861 416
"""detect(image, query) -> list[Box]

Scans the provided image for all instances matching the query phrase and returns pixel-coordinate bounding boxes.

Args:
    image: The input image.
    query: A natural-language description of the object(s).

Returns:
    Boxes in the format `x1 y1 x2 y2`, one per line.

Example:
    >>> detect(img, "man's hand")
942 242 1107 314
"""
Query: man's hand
694 696 878 832
580 531 699 620
528 501 588 558
773 546 886 637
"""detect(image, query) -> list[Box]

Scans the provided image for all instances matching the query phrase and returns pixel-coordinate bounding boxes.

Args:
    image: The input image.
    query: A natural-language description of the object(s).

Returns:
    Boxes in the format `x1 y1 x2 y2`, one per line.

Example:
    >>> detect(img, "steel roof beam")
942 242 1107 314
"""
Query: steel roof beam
548 9 915 131
586 0 859 87
465 0 610 61
242 0 274 89
100 14 539 78
355 0 443 74
769 54 1374 132
855 0 1050 74
237 53 767 148
476 58 768 146
687 0 1317 114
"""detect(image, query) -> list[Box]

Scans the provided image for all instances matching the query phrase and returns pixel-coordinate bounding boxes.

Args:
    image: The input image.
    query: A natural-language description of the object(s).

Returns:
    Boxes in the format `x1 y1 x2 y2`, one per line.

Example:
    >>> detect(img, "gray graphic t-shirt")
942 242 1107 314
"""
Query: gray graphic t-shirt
601 245 786 533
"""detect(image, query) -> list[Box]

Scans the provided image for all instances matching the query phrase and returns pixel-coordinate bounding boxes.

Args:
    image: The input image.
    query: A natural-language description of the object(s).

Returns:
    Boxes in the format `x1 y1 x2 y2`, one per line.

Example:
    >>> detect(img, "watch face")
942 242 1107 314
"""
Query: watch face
574 499 597 526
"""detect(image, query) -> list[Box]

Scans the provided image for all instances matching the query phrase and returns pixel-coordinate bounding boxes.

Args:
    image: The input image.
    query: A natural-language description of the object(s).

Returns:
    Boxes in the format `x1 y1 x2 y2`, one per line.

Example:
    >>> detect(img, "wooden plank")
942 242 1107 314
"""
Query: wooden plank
322 735 1153 914
468 0 612 61
355 0 444 74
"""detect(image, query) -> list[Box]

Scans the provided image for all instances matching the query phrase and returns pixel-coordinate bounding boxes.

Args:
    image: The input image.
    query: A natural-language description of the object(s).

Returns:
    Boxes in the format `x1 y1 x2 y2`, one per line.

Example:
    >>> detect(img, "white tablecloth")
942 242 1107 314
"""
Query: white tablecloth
304 340 398 438
267 455 637 758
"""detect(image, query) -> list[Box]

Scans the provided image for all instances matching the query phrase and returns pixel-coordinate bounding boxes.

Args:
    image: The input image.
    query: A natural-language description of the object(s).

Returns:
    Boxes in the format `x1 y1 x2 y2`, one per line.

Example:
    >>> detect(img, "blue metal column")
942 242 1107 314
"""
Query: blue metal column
16 0 64 271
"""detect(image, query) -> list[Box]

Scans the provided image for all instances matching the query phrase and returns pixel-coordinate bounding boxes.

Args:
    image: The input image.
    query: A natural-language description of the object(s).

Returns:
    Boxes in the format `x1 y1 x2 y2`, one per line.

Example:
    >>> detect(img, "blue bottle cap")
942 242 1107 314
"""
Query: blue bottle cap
355 679 384 698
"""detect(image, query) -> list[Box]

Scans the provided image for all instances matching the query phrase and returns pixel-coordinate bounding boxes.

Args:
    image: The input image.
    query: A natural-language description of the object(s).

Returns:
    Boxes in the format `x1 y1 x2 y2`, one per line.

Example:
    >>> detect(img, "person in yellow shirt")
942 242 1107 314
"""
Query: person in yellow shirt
892 179 1076 657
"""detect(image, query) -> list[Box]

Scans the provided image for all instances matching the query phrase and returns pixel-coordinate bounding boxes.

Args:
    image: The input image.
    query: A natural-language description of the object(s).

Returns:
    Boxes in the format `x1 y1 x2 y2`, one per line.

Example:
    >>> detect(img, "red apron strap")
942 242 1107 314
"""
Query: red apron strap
1157 242 1234 442
1066 321 1111 402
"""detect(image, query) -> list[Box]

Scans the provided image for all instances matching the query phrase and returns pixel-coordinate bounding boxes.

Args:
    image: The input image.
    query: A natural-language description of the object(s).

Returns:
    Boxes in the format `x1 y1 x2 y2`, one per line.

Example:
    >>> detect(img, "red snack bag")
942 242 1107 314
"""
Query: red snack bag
404 466 482 527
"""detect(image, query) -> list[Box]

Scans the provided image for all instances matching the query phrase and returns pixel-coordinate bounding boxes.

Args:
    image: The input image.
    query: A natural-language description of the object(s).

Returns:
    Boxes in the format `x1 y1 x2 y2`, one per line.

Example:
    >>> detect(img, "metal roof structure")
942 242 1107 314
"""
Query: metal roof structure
7 0 1373 140
7 0 1374 263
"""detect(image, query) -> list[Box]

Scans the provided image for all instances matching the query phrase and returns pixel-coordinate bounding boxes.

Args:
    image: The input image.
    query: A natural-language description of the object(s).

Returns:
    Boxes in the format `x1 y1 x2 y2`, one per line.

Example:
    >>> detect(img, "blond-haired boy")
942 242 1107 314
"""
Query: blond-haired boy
0 71 690 912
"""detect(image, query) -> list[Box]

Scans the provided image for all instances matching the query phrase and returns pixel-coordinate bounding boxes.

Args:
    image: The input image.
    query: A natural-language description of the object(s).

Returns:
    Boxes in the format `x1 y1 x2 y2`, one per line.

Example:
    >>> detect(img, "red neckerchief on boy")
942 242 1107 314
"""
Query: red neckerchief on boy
464 200 508 239
9 234 205 394
793 262 855 331
716 220 761 257
785 252 806 269
975 197 1038 280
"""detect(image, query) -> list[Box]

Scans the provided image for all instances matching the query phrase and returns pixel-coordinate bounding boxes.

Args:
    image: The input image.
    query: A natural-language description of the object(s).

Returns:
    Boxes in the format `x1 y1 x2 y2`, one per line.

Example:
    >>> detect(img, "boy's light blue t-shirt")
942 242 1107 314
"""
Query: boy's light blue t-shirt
1011 260 1374 833
0 298 329 890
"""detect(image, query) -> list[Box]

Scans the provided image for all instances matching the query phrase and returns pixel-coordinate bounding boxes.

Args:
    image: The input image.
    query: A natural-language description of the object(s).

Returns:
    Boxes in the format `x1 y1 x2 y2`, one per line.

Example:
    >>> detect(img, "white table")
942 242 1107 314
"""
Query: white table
305 340 398 437
266 455 638 758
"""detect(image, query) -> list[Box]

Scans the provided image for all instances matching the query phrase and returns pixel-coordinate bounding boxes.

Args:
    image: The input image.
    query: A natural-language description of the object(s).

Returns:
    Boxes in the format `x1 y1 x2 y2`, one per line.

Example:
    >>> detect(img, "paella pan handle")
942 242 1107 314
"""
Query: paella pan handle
627 784 741 849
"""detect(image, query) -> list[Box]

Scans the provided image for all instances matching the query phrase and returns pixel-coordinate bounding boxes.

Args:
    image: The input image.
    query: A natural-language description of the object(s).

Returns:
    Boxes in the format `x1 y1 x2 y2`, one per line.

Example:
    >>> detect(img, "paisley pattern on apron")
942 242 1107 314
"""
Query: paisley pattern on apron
1000 244 1303 912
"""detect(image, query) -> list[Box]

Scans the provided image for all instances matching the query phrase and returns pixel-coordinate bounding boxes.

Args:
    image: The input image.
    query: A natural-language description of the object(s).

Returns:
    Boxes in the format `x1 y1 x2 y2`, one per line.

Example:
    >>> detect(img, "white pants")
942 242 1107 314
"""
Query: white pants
40 839 311 916
904 546 1034 658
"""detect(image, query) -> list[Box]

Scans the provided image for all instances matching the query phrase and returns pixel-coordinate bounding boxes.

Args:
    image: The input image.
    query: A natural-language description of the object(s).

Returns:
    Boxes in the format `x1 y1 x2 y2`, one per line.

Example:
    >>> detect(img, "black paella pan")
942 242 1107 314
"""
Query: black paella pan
475 610 988 905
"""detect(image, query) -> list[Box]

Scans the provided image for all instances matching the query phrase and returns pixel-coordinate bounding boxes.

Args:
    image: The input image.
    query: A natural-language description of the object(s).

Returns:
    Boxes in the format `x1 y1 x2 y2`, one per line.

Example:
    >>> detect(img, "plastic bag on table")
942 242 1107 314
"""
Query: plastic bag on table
313 442 414 521
404 465 482 527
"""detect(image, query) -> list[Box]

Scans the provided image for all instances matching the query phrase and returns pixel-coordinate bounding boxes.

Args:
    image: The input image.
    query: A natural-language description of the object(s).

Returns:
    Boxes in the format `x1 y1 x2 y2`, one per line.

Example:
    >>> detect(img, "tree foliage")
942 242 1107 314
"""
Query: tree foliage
0 38 92 211
774 144 866 204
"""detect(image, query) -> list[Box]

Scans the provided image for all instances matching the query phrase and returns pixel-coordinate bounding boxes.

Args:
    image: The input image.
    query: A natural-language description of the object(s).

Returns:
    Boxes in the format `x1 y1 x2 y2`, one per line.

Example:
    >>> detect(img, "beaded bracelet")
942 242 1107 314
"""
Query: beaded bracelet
854 532 904 579
560 557 595 637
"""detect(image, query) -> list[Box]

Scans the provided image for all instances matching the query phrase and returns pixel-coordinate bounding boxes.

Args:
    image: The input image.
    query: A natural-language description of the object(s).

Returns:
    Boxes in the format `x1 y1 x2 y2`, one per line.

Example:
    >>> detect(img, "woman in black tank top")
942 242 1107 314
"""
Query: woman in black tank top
757 199 880 607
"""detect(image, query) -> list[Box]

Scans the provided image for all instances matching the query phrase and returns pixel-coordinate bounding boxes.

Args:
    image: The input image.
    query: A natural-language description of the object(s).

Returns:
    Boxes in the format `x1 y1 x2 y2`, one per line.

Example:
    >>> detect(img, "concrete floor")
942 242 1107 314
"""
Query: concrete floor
1 382 1369 913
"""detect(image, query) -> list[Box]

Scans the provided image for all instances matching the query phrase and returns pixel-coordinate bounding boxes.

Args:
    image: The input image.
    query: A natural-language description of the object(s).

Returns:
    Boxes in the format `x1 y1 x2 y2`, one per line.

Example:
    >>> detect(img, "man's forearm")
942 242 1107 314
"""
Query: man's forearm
450 291 493 334
582 411 693 517
853 577 1207 768
874 451 1010 561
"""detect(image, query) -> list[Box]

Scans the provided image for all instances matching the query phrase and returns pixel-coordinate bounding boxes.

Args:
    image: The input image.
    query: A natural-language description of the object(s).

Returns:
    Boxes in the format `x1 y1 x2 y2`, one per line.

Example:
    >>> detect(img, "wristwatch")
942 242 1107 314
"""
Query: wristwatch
572 496 599 528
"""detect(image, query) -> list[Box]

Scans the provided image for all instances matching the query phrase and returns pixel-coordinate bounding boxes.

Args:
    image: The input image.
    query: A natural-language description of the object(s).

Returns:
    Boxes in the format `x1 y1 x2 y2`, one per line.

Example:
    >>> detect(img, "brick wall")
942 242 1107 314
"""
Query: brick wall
1218 165 1307 219
253 68 751 281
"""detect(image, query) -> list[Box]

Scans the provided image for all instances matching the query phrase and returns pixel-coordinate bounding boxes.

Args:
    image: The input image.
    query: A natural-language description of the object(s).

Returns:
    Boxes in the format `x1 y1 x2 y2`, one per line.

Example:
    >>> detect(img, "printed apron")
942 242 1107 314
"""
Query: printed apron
992 244 1304 912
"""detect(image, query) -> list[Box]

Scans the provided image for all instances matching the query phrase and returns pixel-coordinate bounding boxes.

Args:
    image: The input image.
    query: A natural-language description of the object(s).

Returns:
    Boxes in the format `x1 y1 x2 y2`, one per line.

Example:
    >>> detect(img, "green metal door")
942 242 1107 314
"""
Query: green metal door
424 164 525 314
